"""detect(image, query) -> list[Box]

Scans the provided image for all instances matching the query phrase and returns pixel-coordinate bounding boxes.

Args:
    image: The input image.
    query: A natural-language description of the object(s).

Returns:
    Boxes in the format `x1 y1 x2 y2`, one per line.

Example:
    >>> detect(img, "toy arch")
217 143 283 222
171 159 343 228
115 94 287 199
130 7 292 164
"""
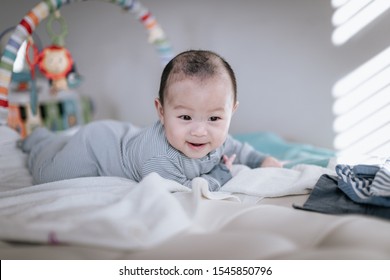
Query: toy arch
0 0 173 126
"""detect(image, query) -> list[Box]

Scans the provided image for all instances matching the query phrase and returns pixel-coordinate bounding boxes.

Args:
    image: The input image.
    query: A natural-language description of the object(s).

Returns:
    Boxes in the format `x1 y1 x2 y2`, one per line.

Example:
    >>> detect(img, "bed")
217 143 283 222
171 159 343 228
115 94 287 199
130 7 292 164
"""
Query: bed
1 124 390 260
1 0 390 260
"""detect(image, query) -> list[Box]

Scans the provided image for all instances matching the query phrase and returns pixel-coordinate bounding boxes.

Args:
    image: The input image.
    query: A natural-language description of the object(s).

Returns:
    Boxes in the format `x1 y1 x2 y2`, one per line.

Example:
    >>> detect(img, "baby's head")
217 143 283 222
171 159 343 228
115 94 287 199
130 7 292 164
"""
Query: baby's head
158 50 237 106
155 50 239 159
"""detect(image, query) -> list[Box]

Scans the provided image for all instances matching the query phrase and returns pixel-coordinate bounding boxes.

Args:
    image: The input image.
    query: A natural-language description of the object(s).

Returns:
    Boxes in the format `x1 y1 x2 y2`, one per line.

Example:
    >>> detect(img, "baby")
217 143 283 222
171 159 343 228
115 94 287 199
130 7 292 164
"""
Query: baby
21 50 282 191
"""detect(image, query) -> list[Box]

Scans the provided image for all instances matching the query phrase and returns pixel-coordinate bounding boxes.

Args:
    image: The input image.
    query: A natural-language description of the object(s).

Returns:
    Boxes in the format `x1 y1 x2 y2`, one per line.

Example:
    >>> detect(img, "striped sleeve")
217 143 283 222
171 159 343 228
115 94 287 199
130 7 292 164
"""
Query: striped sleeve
142 156 192 188
142 155 225 191
371 159 390 196
202 163 232 191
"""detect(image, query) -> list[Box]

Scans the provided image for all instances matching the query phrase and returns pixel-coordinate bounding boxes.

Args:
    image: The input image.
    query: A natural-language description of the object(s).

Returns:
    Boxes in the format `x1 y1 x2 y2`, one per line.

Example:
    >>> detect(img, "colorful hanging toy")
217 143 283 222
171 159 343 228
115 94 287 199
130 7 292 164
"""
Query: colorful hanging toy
0 0 174 131
38 10 80 93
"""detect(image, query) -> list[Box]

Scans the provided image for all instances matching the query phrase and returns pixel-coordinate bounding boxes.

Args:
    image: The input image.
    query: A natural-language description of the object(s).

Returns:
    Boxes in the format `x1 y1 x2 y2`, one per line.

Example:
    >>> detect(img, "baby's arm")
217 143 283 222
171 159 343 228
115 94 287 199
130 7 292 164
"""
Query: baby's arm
223 135 283 168
203 163 232 191
260 156 283 168
142 156 227 192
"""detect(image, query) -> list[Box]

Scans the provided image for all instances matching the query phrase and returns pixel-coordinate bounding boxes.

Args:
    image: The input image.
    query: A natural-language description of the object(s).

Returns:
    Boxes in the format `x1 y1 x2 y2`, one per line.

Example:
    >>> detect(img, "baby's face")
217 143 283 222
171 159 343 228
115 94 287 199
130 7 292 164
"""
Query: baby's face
155 74 237 159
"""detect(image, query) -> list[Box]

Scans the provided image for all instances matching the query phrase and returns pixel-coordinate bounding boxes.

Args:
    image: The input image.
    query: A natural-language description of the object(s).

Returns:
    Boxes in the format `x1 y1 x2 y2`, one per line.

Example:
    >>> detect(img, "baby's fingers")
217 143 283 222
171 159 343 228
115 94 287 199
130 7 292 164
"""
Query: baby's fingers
229 154 236 164
223 154 236 165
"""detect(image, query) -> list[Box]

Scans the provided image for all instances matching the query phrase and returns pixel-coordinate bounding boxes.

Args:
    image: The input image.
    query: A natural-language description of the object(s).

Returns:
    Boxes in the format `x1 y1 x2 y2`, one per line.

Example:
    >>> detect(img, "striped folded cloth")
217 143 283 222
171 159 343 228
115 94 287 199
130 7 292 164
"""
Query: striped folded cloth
335 158 390 206
371 159 390 196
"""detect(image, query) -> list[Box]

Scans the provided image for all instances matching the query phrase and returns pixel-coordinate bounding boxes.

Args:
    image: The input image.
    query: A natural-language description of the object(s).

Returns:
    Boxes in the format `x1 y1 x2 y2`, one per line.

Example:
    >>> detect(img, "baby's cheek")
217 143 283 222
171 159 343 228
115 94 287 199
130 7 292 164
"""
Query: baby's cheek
213 130 228 147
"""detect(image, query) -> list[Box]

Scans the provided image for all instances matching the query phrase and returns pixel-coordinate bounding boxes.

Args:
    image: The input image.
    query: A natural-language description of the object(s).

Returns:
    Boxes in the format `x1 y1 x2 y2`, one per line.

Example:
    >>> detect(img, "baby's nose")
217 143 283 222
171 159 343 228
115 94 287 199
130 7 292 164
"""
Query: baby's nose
191 122 207 136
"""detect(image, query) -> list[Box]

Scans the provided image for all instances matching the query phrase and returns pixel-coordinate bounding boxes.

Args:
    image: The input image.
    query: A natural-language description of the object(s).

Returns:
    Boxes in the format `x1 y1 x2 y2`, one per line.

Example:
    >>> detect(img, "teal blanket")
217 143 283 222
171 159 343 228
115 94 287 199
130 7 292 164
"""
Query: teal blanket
234 132 335 168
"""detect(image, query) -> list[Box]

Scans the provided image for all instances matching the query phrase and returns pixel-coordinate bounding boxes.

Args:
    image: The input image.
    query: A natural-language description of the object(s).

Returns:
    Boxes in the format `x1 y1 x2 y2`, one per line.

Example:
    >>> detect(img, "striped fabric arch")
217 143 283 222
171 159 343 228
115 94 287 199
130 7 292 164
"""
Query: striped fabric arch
0 0 174 126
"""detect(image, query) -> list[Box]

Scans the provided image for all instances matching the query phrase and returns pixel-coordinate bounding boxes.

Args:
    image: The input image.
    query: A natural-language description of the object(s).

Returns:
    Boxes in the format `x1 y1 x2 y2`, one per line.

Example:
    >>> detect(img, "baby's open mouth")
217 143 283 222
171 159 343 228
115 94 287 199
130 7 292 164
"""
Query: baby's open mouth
188 142 206 148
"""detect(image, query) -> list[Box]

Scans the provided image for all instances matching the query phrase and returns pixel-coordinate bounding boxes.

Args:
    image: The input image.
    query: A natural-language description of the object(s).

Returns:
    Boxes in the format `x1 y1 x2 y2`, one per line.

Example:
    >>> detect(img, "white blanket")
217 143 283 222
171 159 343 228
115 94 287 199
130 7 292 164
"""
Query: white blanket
224 164 335 197
0 174 193 249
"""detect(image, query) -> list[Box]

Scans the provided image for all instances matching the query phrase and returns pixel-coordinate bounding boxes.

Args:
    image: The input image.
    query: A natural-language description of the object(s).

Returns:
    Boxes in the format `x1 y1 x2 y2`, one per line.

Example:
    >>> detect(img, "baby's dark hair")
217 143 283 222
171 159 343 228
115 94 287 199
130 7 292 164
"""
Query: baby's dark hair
158 50 237 105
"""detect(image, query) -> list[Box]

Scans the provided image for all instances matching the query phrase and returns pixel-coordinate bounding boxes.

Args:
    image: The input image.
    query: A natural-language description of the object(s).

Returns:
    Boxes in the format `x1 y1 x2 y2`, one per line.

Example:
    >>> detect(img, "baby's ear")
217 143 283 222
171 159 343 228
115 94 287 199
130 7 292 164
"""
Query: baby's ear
233 101 239 113
154 98 165 124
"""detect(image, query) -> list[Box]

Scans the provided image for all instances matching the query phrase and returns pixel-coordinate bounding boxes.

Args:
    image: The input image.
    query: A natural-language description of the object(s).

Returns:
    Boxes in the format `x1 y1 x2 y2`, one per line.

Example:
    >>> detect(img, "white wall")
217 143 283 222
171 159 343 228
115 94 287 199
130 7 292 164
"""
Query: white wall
1 0 390 149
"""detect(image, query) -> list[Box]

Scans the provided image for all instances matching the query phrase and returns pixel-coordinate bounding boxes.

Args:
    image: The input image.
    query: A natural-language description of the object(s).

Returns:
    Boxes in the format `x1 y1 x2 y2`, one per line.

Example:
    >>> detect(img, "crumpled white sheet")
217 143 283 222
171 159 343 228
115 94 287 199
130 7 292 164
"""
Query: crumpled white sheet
224 164 335 198
0 174 193 249
0 168 333 250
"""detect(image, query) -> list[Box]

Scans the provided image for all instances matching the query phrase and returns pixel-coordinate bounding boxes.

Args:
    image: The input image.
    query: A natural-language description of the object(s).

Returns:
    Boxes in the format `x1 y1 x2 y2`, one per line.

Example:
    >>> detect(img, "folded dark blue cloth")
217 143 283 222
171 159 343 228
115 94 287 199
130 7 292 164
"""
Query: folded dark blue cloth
293 174 390 220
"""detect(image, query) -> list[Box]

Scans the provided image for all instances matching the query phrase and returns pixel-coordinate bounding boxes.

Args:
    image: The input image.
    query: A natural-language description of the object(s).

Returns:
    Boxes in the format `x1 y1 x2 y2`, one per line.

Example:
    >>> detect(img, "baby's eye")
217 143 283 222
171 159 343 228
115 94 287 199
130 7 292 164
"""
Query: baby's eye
209 116 221 122
179 115 192 121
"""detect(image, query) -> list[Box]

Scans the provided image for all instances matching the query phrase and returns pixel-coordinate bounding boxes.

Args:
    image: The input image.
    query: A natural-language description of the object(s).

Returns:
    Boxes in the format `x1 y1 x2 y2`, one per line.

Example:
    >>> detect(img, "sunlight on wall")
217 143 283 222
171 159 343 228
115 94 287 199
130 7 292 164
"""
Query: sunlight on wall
331 0 390 160
332 0 390 45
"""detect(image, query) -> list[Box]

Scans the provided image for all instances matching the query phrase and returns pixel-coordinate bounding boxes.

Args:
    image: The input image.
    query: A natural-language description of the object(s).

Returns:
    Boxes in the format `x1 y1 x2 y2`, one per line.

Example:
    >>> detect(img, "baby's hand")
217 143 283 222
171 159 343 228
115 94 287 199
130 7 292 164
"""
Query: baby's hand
260 156 283 168
222 154 236 172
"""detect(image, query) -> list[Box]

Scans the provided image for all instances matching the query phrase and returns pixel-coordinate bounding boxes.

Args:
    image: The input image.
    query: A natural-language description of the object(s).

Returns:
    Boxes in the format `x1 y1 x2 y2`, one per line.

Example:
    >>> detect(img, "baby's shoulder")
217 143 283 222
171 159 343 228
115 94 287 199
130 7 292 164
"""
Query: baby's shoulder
131 121 174 156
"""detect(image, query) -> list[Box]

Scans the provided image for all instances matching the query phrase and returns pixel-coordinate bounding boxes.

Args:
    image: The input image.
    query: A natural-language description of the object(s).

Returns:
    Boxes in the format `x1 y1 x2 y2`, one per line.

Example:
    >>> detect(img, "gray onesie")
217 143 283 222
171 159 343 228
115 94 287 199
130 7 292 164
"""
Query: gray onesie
21 120 266 191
